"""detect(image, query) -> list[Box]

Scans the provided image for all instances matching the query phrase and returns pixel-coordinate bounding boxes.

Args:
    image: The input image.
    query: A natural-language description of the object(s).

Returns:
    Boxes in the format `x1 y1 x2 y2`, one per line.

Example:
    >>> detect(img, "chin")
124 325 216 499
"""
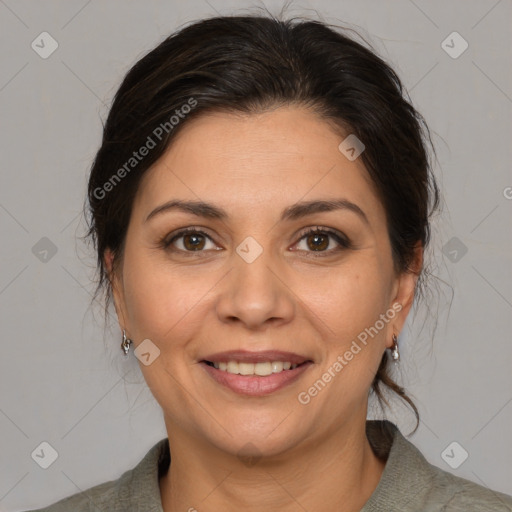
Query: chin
206 419 305 460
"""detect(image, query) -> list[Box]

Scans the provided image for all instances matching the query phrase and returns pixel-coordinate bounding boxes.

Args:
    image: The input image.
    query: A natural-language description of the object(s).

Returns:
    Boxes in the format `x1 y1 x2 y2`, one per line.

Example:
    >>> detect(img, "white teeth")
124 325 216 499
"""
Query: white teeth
255 362 272 376
238 362 254 375
271 361 284 373
210 360 301 376
227 361 239 374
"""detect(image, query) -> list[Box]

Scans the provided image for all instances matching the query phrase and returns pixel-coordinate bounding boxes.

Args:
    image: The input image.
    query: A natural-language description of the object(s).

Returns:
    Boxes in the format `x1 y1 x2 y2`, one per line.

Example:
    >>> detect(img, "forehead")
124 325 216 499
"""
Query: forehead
134 106 383 222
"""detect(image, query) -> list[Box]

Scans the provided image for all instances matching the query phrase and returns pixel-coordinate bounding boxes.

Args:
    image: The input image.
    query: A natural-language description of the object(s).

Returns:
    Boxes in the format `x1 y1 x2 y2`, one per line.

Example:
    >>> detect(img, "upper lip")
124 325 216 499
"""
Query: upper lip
201 350 312 365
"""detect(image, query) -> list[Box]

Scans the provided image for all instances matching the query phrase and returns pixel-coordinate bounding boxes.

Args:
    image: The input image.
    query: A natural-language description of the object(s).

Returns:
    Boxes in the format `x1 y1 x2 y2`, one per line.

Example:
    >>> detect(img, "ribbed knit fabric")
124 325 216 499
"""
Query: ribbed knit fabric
361 421 512 511
25 420 512 511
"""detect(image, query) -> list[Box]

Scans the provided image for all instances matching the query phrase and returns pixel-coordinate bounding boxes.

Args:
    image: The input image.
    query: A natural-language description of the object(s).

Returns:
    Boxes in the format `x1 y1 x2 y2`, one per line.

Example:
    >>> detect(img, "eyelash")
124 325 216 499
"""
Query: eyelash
158 226 351 258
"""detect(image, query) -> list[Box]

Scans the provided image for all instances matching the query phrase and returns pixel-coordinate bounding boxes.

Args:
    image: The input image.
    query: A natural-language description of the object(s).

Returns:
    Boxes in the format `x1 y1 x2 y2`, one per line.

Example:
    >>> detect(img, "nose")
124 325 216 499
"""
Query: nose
215 247 295 331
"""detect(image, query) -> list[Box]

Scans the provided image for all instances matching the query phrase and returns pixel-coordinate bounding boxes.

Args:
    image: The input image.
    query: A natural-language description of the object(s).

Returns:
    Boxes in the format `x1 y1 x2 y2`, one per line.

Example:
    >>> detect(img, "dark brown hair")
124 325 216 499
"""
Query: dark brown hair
83 13 440 433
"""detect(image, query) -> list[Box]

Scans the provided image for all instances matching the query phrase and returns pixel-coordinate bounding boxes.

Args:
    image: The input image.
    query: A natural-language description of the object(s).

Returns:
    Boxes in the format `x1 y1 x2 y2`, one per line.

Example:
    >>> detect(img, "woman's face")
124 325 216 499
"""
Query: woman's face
107 106 418 457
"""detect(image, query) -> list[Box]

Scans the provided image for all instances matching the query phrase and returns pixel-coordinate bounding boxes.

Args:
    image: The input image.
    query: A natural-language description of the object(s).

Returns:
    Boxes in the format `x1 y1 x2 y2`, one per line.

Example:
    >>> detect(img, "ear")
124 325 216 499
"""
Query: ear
104 248 128 331
387 243 423 348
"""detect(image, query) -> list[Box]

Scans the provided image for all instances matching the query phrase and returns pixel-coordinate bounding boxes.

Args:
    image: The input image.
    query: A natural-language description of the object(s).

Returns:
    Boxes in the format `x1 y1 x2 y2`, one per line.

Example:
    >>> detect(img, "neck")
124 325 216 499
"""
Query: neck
159 416 386 512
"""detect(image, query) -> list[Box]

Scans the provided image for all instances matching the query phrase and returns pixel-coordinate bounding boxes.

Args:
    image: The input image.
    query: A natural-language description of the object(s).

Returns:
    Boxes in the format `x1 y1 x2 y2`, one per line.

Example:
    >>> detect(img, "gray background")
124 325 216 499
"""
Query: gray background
1 0 511 510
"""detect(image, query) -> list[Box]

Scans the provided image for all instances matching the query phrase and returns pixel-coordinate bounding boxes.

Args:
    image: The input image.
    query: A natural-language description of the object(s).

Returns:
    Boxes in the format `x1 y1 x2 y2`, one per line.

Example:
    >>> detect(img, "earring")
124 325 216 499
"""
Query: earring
391 333 400 362
121 329 132 356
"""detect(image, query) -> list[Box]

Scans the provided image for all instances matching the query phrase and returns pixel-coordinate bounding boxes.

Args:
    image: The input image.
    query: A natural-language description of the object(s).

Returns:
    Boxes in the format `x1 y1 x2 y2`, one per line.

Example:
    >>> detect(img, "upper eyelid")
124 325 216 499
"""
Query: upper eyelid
165 226 348 249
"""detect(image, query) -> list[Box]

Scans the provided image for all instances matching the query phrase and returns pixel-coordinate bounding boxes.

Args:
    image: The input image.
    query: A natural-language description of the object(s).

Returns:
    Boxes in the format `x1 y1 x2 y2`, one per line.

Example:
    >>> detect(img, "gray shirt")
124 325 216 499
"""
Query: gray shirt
25 420 512 511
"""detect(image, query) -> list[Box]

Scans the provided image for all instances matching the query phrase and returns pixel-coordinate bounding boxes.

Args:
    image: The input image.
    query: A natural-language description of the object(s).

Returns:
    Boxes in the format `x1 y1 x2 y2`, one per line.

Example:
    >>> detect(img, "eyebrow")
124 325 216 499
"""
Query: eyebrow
145 198 369 225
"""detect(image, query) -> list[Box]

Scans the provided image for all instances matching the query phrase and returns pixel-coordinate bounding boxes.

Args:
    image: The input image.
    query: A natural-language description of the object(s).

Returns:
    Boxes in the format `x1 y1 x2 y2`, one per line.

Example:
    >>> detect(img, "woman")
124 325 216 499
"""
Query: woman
26 12 512 512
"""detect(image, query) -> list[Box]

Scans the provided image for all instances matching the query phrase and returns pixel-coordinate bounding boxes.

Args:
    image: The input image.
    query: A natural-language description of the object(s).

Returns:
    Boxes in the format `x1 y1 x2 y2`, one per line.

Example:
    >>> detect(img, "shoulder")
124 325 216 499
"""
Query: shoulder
421 462 512 511
22 438 169 512
22 479 119 512
363 420 512 511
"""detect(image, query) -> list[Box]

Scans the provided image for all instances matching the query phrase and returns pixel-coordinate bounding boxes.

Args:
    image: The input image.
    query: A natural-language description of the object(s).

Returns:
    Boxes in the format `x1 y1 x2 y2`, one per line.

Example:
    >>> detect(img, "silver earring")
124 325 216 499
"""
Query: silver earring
121 329 132 356
391 333 400 362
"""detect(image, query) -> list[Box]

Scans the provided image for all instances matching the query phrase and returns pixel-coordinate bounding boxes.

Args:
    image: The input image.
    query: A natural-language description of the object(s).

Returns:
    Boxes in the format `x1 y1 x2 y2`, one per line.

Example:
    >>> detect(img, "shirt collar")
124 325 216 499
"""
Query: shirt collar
116 419 433 511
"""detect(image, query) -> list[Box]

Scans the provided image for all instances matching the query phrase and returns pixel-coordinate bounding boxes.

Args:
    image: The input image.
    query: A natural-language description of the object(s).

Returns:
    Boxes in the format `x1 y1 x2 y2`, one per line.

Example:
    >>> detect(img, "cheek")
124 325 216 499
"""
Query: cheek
121 247 188 341
122 245 393 349
121 249 226 365
299 261 392 346
297 267 391 414
124 273 203 343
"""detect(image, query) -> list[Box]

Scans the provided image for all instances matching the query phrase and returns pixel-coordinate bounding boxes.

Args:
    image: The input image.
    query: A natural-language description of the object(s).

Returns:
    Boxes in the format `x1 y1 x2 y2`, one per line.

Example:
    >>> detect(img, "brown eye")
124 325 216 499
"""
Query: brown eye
305 232 330 251
162 228 216 253
182 232 206 251
294 227 351 255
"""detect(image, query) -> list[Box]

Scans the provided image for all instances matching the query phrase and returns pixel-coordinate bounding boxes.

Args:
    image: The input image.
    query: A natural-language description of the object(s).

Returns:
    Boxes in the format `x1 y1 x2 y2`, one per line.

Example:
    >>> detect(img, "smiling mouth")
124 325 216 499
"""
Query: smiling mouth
202 360 311 377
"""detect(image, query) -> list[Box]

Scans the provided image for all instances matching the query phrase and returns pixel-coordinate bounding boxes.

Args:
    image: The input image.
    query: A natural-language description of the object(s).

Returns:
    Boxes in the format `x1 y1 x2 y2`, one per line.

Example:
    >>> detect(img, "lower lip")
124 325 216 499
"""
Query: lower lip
200 361 313 396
